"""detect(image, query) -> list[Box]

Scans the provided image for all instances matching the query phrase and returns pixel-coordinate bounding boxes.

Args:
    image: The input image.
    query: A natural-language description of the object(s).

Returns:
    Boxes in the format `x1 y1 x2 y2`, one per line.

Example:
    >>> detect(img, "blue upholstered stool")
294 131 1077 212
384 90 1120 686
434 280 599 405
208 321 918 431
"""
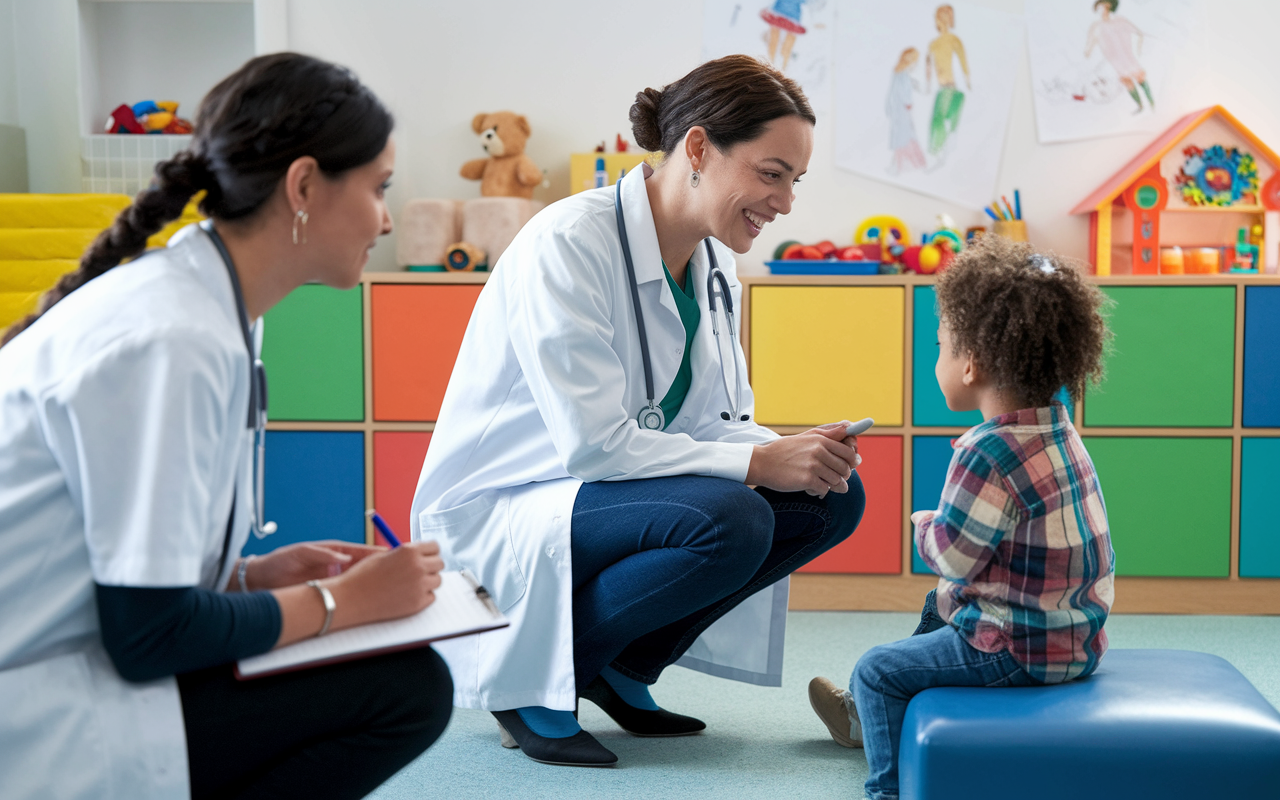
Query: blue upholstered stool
899 649 1280 800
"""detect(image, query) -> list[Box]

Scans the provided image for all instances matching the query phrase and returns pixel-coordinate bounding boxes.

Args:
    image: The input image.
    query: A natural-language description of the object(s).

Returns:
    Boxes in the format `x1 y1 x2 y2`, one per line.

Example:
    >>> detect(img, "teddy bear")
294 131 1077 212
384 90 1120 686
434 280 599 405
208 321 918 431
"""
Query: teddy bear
460 111 543 199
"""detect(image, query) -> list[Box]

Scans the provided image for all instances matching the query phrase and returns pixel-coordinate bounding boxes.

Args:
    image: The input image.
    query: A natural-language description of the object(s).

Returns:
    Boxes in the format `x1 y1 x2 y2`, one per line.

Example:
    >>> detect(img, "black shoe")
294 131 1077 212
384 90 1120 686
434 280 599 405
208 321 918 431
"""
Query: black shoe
491 709 617 767
580 675 706 737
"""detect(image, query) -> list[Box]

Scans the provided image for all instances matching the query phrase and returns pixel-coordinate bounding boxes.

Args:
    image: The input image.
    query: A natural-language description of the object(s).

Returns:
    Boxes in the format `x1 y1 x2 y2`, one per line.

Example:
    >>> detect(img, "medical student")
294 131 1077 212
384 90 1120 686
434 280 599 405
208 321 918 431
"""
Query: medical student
0 54 452 800
411 55 866 767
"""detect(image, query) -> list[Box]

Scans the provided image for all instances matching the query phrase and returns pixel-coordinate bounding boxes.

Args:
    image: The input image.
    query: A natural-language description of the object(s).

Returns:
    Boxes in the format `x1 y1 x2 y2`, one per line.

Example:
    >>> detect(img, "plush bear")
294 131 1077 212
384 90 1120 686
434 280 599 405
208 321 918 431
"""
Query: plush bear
460 111 542 199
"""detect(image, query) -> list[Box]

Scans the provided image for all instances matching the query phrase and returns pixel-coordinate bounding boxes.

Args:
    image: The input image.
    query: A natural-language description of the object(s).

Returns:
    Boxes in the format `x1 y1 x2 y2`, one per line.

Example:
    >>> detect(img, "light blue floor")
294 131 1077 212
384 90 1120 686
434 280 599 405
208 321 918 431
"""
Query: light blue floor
371 612 1280 800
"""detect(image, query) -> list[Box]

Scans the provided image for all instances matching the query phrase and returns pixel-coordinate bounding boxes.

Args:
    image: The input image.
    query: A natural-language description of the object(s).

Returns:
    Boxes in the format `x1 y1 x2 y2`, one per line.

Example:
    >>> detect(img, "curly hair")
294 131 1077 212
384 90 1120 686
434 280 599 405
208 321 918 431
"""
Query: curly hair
934 235 1112 408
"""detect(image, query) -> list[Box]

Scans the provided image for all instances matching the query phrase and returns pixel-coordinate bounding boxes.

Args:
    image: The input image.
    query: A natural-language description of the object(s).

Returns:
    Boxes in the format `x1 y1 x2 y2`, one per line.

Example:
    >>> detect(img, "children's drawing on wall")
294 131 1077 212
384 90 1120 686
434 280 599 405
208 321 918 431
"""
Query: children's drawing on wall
1027 0 1193 143
924 5 969 161
834 1 1021 209
703 0 834 111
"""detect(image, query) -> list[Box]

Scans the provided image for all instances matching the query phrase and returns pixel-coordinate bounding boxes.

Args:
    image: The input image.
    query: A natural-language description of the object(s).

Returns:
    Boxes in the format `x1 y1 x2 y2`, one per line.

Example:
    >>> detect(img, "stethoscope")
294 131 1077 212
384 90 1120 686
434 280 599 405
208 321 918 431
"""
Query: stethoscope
201 220 278 540
615 180 747 431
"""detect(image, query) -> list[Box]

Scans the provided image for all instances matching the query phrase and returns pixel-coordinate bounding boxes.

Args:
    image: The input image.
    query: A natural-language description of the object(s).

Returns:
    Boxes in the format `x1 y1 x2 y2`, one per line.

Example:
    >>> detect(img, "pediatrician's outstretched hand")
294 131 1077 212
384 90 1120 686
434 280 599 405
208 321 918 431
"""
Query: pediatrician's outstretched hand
746 423 861 499
272 541 445 647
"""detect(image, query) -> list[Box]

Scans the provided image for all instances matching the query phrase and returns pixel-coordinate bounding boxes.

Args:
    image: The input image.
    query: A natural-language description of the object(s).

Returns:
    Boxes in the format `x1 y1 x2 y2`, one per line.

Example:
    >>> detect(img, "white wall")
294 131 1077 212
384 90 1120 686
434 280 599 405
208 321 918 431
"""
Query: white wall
8 0 1280 271
0 0 18 126
277 0 1280 273
13 0 82 192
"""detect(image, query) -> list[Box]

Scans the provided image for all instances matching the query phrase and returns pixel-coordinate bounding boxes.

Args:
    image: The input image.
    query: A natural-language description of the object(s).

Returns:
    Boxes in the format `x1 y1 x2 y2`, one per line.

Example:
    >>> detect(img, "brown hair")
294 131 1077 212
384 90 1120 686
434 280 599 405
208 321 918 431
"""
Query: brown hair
628 54 815 158
895 48 920 72
936 4 955 28
934 235 1112 408
3 53 392 346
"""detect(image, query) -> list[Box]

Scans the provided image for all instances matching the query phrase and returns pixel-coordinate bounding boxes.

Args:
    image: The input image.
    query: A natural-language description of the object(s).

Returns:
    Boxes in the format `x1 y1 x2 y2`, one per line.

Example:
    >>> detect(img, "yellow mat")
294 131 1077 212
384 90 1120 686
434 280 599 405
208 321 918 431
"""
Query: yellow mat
0 193 202 330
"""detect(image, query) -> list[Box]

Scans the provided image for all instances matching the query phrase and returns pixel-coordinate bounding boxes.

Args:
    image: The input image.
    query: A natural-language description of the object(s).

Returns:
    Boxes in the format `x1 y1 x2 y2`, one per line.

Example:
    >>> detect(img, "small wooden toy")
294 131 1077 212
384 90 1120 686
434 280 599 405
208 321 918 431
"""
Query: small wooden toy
1071 106 1280 275
444 241 486 272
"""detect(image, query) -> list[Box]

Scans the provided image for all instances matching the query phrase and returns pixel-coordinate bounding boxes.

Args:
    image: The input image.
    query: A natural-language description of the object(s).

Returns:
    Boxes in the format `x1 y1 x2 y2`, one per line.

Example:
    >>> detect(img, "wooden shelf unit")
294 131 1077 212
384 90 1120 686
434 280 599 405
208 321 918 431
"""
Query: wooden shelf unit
266 269 1280 615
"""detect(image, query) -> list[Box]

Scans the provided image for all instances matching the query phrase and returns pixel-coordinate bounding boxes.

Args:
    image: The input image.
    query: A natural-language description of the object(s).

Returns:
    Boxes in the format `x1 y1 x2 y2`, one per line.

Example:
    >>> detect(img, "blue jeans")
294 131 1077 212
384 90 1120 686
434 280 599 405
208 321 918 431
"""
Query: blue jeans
852 626 1036 800
570 474 865 691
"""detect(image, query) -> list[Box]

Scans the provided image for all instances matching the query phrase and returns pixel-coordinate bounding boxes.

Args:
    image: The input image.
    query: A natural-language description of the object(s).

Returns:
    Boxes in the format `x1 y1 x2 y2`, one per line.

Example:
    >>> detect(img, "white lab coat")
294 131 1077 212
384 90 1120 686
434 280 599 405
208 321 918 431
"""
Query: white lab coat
0 225 254 800
410 165 785 712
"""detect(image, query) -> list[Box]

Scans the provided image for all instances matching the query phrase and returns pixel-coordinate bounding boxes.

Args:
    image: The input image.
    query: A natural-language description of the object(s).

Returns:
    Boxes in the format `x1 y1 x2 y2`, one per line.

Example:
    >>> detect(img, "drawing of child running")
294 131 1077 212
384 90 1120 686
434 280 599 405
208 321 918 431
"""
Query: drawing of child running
887 48 927 175
925 4 970 157
1084 0 1152 113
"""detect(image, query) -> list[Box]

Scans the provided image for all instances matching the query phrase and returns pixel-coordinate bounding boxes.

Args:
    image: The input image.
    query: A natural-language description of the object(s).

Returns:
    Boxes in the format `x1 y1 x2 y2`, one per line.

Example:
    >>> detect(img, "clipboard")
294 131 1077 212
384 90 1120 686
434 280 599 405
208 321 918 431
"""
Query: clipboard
235 570 508 680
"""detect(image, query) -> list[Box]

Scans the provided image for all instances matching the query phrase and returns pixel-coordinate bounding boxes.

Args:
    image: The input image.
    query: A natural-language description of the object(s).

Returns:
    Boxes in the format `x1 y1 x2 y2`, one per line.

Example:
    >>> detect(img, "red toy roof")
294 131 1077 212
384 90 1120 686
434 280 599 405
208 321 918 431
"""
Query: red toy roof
1070 106 1280 215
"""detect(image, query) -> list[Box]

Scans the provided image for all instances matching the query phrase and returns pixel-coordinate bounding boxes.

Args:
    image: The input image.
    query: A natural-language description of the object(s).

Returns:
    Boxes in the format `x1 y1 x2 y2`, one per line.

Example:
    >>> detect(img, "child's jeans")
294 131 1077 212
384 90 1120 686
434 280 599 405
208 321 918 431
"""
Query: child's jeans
851 625 1035 800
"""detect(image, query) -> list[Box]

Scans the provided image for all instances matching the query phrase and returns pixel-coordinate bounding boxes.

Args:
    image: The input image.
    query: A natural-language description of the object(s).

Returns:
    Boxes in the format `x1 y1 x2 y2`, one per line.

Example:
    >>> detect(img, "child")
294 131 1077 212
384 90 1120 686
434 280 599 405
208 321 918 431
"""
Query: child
808 235 1116 800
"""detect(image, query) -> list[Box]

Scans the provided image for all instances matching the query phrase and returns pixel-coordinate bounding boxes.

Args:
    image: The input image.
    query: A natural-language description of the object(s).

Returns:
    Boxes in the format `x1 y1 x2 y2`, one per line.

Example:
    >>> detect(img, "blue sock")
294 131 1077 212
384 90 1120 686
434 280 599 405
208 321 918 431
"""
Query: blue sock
601 665 660 711
515 706 581 739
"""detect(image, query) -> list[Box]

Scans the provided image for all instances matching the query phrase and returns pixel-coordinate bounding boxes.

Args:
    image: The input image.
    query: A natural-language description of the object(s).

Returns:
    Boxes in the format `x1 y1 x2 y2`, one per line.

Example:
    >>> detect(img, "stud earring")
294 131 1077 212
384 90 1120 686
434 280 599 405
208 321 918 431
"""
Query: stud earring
690 170 700 188
292 209 309 245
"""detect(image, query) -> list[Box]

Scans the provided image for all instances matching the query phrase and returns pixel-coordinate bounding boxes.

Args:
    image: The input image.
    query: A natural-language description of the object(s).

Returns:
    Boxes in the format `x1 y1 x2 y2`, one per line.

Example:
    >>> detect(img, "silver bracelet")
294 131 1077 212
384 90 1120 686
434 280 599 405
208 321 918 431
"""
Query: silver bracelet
306 579 336 637
237 555 255 593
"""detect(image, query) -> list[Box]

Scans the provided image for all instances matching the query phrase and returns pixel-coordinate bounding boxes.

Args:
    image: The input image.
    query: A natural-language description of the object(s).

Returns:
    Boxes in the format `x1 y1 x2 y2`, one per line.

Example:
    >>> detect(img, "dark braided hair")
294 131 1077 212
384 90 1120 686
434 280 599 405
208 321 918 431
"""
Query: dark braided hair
3 52 392 346
934 234 1112 408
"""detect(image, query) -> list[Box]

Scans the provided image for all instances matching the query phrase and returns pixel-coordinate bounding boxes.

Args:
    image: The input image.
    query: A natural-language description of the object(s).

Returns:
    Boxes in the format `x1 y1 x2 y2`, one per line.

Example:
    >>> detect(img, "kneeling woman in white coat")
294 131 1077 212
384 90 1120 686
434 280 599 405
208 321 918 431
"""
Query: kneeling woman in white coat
411 55 866 767
0 55 452 800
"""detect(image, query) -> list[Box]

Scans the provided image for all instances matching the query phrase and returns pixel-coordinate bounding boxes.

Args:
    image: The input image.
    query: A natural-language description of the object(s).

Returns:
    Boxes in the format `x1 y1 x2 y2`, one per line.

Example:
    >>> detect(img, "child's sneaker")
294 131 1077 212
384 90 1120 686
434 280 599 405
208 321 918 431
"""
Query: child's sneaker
808 676 863 748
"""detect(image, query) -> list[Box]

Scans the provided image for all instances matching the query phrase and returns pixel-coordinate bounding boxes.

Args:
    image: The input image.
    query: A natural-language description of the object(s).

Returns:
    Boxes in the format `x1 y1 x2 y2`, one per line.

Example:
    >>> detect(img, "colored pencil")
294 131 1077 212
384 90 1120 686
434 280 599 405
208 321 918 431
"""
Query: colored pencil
1014 189 1023 220
1002 196 1016 221
983 206 999 222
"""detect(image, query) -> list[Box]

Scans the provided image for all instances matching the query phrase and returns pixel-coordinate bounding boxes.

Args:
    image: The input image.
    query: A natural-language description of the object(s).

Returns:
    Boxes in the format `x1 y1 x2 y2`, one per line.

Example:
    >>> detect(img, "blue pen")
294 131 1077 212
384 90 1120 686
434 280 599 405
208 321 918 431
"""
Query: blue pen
1014 189 1023 220
365 509 402 548
983 206 999 222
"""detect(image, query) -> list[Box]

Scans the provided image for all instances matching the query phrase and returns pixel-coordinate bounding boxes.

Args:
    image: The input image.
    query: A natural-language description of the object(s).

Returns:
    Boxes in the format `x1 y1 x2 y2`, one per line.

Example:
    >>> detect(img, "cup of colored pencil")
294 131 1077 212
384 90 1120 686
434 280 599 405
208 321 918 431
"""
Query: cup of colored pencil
985 190 1027 242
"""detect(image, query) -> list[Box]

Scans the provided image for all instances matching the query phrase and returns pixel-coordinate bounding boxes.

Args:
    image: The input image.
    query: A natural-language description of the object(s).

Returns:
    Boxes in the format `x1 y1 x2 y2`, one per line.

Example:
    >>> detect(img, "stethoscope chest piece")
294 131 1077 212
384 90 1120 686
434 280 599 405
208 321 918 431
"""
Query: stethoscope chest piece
637 403 666 431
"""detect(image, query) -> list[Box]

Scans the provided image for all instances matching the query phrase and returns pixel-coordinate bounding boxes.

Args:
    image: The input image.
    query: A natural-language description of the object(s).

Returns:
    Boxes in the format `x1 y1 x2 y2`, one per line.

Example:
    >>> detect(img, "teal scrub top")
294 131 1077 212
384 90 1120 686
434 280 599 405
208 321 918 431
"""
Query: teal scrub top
658 262 700 428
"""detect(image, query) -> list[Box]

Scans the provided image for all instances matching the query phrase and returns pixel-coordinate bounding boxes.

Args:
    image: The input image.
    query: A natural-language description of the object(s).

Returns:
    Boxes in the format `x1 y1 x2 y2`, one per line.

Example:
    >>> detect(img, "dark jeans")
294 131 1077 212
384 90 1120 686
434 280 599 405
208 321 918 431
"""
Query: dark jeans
179 647 453 800
570 474 866 690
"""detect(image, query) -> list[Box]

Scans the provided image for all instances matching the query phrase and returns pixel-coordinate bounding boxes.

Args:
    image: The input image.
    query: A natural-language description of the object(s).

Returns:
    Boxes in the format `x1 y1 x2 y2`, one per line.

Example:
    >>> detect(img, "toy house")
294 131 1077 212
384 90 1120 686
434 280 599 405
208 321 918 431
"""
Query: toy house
1073 106 1280 276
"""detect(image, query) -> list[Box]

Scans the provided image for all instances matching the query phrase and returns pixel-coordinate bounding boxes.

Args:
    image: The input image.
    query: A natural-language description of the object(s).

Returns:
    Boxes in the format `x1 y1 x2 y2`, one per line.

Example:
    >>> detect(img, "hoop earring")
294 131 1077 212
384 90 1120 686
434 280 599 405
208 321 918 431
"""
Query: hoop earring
292 209 309 245
690 170 700 188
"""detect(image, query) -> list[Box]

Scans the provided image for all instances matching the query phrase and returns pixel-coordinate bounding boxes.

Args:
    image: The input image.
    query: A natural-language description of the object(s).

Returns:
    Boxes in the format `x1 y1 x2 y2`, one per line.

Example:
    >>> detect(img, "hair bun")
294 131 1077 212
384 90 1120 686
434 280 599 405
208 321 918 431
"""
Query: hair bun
629 87 664 153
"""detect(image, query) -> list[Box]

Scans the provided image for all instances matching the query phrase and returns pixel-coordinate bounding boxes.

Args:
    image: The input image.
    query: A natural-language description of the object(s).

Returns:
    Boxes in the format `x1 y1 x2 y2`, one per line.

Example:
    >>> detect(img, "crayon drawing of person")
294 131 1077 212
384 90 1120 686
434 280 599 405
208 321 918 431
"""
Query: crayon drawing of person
761 0 807 71
925 4 970 157
887 48 927 175
1084 0 1152 113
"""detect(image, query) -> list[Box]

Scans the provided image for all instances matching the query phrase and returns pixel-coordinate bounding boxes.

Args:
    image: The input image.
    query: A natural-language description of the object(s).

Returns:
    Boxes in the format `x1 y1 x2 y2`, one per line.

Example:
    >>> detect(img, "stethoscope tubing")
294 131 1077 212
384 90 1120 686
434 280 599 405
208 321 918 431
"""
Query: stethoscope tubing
201 220 277 539
614 181 746 427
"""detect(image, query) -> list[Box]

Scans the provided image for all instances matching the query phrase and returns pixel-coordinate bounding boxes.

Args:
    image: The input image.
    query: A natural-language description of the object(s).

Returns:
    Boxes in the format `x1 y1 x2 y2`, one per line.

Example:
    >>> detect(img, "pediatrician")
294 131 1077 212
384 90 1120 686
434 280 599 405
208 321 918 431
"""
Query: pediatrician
411 55 867 767
0 54 453 800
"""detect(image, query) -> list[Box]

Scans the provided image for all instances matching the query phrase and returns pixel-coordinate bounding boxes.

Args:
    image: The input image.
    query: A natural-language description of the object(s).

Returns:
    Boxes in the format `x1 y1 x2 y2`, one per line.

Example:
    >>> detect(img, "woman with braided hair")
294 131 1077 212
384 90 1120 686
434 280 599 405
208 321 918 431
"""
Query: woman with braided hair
0 53 452 800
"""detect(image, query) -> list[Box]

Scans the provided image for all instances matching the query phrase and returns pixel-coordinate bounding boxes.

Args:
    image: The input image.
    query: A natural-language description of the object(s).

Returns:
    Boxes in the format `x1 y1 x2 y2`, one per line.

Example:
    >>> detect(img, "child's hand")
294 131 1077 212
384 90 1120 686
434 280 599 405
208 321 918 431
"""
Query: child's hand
911 510 933 527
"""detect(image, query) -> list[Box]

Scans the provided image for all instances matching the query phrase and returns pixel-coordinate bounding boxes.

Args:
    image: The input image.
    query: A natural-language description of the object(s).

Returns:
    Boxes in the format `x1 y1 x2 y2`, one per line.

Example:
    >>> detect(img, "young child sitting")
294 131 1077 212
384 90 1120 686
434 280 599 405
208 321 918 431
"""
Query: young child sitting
808 235 1116 800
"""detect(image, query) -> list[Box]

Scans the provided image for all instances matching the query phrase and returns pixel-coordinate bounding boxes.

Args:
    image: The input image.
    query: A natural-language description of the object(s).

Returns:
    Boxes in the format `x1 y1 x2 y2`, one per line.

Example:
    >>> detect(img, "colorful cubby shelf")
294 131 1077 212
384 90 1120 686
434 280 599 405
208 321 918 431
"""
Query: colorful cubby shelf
261 271 1280 615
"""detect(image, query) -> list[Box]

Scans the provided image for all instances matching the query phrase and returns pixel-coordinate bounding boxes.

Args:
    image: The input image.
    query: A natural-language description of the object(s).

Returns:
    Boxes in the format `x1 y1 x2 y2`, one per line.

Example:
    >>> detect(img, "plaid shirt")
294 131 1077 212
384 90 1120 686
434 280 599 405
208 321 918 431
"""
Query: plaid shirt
915 404 1114 684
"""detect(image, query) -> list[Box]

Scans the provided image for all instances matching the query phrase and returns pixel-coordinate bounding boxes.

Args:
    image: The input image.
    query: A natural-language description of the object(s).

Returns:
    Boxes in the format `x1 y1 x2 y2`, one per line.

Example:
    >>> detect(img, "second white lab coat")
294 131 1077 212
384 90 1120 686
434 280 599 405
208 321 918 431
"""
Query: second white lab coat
0 225 255 799
410 166 785 712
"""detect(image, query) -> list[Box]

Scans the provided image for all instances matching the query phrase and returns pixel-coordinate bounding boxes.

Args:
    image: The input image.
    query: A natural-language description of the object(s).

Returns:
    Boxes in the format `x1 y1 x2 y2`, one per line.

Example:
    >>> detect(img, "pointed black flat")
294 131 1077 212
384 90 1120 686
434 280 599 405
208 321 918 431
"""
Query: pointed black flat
579 675 707 737
491 709 618 767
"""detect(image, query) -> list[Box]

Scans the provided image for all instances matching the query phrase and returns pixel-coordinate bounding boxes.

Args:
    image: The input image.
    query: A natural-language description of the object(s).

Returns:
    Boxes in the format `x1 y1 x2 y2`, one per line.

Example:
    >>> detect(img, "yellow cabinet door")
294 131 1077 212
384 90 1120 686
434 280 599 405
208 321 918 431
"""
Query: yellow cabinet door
750 286 904 426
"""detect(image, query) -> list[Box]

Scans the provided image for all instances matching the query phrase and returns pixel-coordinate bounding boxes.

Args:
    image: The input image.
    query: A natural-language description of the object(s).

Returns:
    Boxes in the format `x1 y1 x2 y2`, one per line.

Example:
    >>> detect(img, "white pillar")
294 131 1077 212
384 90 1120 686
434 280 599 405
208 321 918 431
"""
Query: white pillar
254 0 288 55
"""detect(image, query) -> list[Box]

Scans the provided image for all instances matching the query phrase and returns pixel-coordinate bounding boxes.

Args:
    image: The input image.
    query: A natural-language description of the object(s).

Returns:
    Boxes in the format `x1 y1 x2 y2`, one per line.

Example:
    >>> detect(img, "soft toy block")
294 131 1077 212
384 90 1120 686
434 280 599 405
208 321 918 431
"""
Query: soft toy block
395 199 462 269
899 649 1280 800
460 111 543 199
0 229 100 260
0 260 79 292
460 197 544 268
0 194 131 229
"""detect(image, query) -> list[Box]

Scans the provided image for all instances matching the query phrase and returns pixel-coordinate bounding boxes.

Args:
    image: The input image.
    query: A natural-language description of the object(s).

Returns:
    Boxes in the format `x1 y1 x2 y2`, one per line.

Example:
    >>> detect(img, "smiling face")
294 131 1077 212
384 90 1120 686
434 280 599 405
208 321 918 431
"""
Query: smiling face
697 115 813 254
305 138 396 288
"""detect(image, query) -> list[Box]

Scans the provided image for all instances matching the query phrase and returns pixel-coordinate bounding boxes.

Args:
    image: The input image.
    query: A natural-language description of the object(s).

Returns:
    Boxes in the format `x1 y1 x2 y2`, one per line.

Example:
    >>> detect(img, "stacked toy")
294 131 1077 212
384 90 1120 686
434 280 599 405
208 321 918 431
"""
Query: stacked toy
105 101 194 135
